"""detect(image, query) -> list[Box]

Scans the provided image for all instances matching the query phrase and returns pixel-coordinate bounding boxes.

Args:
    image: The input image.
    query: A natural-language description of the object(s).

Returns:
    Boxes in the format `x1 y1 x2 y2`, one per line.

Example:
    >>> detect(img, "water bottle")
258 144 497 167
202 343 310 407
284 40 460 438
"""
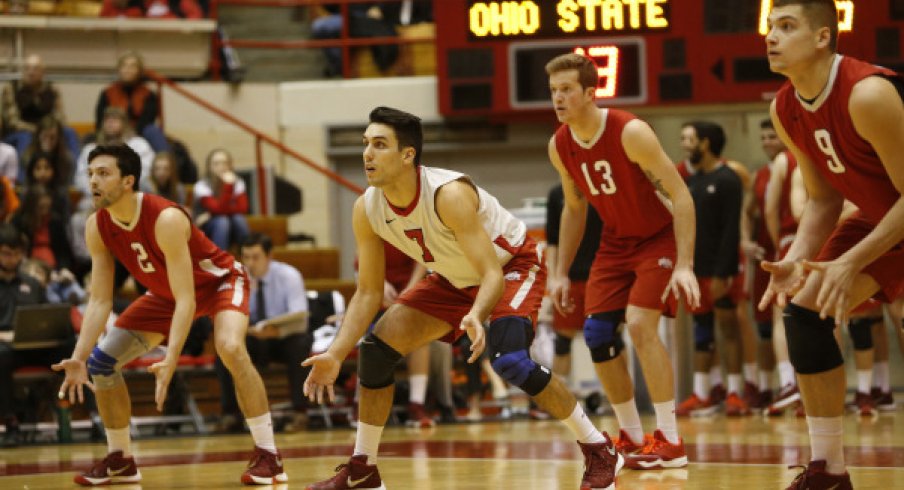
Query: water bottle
56 399 72 443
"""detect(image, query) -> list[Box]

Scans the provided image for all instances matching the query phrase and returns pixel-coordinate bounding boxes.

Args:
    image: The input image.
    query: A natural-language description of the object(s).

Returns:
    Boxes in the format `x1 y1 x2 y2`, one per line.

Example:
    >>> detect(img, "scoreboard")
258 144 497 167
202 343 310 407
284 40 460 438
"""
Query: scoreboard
435 0 904 117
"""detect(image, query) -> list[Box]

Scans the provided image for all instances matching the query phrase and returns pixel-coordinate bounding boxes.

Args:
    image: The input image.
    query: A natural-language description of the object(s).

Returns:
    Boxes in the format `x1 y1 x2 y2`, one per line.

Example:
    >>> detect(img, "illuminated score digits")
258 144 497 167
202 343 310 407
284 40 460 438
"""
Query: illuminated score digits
575 46 620 98
758 0 853 35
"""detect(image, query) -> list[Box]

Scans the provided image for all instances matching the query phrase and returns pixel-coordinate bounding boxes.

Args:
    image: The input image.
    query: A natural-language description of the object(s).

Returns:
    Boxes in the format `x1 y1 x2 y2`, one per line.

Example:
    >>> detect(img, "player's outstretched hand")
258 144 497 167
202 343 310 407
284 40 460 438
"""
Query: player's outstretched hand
148 358 177 412
759 260 805 311
548 275 574 316
460 313 485 364
52 358 95 405
663 267 700 310
802 258 858 326
302 352 341 404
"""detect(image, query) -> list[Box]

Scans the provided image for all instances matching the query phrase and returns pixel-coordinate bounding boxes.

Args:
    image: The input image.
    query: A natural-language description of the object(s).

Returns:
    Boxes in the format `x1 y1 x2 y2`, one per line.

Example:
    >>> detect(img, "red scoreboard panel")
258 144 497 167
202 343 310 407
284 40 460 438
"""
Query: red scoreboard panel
435 0 904 118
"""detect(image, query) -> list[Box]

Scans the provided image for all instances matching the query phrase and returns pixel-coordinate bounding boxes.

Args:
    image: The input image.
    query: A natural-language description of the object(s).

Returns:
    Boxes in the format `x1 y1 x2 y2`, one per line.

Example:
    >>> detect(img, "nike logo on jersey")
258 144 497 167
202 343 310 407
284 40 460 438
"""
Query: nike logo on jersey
385 218 396 224
347 472 374 487
658 257 674 269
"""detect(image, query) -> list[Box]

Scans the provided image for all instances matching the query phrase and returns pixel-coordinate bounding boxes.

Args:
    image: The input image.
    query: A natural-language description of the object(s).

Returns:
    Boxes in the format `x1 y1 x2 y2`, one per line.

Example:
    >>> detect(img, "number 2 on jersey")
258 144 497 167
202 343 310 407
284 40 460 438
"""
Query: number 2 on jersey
580 160 617 195
131 242 157 273
404 229 435 262
814 129 846 174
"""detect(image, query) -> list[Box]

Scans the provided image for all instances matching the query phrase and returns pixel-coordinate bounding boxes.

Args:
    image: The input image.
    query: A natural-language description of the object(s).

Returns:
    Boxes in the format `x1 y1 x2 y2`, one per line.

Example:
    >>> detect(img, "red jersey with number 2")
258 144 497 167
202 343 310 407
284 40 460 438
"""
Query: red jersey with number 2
555 108 673 243
95 193 237 300
775 55 903 225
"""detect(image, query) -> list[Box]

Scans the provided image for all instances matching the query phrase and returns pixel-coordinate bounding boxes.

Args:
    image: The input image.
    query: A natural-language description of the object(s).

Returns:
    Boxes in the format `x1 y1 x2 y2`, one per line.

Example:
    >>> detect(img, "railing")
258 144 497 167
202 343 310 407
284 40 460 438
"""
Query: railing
208 0 433 79
146 69 365 214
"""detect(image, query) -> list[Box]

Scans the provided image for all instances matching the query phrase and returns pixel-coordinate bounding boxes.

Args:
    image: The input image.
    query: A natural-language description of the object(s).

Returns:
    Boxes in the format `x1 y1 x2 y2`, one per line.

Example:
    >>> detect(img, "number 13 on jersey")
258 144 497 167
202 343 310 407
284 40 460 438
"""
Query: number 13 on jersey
581 160 618 195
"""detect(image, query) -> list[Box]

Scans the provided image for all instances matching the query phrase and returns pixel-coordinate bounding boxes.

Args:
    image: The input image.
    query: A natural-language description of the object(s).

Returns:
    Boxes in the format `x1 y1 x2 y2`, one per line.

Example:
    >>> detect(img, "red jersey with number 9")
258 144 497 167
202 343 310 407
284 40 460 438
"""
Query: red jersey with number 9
774 55 903 225
555 108 672 243
95 193 237 301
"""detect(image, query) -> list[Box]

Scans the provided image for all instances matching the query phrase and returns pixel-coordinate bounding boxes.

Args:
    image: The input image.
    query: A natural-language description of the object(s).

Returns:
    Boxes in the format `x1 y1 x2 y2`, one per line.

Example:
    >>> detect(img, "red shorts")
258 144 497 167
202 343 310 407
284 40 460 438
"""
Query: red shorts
816 214 904 303
586 226 675 315
553 280 586 331
116 263 250 336
730 249 749 302
397 238 546 343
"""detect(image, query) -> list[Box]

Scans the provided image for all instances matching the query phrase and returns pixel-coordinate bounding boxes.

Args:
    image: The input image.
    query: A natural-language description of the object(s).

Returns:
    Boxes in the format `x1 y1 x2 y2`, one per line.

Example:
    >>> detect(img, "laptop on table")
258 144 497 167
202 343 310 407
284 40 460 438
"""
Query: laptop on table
11 303 75 350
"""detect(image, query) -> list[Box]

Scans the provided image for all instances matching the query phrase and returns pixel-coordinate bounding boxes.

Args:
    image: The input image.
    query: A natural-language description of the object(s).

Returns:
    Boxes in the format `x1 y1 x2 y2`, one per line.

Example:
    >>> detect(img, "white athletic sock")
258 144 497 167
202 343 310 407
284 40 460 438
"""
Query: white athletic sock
246 413 277 454
354 422 385 463
807 416 845 474
561 403 605 444
409 374 428 405
856 370 872 394
759 370 773 392
694 372 710 400
778 361 796 388
653 400 679 445
612 399 643 443
743 363 757 387
106 427 132 457
709 365 724 387
727 374 743 396
873 361 890 392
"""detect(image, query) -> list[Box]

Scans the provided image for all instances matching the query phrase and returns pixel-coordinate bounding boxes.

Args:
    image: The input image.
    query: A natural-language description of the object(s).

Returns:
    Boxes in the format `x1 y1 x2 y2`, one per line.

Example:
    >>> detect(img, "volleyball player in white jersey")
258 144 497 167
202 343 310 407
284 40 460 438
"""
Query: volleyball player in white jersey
303 107 622 490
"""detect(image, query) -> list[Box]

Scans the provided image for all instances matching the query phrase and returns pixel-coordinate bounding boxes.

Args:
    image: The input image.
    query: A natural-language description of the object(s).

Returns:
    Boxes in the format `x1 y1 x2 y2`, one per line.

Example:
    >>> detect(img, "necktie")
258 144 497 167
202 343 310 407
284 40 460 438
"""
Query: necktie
253 280 266 324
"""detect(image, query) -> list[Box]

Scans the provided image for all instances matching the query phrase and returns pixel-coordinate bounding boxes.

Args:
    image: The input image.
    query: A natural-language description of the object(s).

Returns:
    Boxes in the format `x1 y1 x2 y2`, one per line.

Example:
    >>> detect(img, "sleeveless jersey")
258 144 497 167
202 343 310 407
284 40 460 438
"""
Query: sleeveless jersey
555 108 672 243
778 152 799 238
752 163 773 250
675 160 695 180
364 166 527 289
775 55 904 225
95 193 237 301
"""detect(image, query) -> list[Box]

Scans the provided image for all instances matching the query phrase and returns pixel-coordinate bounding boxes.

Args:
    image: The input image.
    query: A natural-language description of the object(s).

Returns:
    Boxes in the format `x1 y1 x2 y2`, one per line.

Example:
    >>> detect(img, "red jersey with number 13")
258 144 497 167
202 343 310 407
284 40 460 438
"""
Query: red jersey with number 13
95 193 237 301
555 108 672 243
775 55 903 225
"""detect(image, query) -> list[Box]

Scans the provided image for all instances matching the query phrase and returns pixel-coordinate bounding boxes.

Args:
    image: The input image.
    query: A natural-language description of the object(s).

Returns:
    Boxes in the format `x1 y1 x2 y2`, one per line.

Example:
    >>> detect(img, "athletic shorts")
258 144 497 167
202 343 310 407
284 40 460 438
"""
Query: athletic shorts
688 276 740 315
586 226 675 316
397 238 546 343
552 280 586 331
730 249 749 302
816 213 904 303
116 262 250 337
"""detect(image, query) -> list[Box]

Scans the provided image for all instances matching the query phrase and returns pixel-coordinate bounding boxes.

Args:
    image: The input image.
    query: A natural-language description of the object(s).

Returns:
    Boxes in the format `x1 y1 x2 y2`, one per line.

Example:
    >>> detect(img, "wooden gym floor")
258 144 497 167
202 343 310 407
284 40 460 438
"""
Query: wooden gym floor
1 412 903 489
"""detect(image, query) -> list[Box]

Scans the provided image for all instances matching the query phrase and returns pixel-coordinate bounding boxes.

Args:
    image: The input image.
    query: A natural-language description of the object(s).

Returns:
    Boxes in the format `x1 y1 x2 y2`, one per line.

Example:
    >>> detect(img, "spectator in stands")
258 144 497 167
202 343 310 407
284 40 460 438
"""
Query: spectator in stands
311 3 399 77
0 175 19 224
1 55 80 161
94 52 168 152
0 224 73 447
194 148 249 251
101 0 203 18
140 152 187 209
0 142 18 184
24 116 76 186
25 152 70 206
100 0 144 17
215 233 311 433
75 107 154 196
12 184 74 273
21 258 86 305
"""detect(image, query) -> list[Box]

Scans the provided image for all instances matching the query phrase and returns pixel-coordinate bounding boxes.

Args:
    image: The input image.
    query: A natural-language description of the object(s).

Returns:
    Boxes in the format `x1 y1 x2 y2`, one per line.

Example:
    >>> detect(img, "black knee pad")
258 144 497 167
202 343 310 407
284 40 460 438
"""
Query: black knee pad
693 312 716 352
848 317 879 351
714 296 736 310
357 333 403 389
583 310 625 363
554 333 573 356
757 320 773 340
487 316 552 397
784 303 844 375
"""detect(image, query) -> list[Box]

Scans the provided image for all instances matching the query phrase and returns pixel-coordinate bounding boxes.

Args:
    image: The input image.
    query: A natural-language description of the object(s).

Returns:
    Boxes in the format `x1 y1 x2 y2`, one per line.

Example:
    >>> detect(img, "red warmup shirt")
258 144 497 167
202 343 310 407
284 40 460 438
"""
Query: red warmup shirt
775 55 904 225
555 108 673 245
95 193 236 301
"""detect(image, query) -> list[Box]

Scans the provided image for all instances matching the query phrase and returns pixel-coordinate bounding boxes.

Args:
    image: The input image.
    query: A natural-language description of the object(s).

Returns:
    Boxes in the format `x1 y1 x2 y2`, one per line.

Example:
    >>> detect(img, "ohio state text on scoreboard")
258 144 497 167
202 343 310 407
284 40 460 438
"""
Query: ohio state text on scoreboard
435 0 904 117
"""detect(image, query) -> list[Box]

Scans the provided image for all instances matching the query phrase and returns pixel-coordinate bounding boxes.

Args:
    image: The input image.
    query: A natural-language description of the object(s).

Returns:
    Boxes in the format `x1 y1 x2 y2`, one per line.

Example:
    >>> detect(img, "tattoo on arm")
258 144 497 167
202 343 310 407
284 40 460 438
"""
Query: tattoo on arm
644 169 672 200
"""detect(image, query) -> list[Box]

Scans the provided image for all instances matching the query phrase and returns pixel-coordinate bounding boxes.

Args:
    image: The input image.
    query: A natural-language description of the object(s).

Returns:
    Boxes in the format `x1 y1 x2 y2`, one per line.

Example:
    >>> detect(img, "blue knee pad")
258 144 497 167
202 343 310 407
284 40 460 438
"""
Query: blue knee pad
487 316 551 396
694 312 716 352
784 303 843 374
87 346 123 389
584 310 625 363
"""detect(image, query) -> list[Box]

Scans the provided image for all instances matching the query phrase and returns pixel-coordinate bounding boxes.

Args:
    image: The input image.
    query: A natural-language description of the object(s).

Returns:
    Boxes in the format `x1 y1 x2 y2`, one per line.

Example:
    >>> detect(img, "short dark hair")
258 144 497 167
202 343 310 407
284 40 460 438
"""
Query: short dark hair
688 121 726 157
87 144 142 190
773 0 838 51
241 232 273 254
369 106 423 166
760 119 774 130
0 223 26 250
545 53 599 92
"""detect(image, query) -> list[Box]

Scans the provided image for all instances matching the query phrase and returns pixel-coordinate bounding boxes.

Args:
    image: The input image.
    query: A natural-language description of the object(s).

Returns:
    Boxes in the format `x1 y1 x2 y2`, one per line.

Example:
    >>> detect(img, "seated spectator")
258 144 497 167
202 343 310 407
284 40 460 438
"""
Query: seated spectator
0 175 18 224
24 116 76 186
94 52 168 151
0 142 17 183
193 148 249 250
25 152 71 214
311 2 398 77
140 152 187 208
75 107 154 197
0 224 74 447
1 55 80 162
215 233 311 433
20 258 86 305
12 184 74 273
101 0 203 18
